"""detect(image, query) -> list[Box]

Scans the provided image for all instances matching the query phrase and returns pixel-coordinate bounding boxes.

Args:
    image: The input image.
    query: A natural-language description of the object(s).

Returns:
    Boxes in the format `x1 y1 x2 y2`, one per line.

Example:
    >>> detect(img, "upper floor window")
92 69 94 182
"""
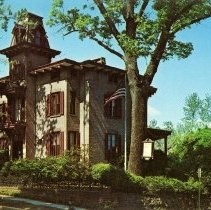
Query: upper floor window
46 132 64 156
105 133 121 163
46 92 64 117
70 91 76 115
104 95 122 119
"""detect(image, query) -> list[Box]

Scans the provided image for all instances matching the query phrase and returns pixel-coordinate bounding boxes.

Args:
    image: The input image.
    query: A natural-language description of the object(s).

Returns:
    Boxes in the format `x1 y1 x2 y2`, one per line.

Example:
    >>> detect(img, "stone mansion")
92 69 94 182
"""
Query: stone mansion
0 12 170 164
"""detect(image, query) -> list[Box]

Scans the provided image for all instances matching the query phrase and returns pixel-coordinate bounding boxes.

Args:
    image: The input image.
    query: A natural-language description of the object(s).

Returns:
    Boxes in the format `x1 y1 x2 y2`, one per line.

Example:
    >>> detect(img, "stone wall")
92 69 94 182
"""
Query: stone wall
18 188 211 210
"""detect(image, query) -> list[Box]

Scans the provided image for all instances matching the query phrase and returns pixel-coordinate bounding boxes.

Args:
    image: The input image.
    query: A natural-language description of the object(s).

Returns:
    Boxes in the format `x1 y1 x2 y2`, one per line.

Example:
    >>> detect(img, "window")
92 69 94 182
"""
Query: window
46 92 64 117
70 91 76 115
46 132 64 156
15 98 21 121
67 131 80 150
104 95 122 118
105 134 121 162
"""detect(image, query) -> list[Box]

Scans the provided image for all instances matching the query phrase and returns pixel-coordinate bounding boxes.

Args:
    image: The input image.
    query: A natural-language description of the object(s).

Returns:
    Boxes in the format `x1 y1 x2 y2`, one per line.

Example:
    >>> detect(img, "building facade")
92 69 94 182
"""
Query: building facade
0 13 170 164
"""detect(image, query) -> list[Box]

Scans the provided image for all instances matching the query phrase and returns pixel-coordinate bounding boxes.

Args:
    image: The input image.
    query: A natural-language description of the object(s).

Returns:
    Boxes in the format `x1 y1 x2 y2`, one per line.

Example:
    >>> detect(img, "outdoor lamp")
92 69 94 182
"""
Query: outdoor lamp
142 138 154 160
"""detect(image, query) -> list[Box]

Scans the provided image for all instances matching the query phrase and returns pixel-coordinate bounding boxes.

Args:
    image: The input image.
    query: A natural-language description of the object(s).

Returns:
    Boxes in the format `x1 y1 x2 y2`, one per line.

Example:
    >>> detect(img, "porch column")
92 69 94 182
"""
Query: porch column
164 137 167 155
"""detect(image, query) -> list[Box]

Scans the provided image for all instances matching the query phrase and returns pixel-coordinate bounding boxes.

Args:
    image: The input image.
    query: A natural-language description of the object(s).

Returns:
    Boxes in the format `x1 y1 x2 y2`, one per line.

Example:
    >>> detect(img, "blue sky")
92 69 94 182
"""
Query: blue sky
0 0 211 127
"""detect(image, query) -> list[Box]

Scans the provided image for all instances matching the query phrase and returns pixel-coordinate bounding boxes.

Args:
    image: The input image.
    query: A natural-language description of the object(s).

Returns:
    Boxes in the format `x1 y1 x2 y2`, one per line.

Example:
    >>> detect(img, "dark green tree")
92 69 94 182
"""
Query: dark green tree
169 128 211 184
183 92 201 130
182 93 211 131
48 0 211 175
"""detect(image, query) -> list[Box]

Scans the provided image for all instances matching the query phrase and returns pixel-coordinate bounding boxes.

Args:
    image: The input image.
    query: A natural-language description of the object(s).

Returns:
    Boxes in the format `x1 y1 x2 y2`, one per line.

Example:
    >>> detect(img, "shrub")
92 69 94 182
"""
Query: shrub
143 176 201 193
0 151 91 186
91 163 144 192
91 163 202 194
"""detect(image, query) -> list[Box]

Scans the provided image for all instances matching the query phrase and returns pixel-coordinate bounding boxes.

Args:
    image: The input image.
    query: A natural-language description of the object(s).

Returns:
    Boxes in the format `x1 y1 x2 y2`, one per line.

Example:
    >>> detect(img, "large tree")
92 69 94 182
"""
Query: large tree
48 0 211 175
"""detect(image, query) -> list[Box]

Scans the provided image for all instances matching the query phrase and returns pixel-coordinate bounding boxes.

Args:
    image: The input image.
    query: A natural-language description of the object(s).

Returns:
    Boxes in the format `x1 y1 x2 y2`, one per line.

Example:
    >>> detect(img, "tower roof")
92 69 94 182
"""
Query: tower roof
0 11 60 59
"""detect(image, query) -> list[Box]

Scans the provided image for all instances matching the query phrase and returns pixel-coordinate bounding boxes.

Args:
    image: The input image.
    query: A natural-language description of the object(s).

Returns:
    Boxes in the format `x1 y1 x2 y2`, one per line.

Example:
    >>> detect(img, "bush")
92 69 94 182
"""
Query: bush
91 163 202 194
91 163 144 192
0 151 91 186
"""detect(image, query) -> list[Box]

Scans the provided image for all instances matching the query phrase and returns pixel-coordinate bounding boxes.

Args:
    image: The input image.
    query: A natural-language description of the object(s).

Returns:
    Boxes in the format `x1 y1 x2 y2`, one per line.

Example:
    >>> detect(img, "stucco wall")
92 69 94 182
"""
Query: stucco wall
35 71 67 157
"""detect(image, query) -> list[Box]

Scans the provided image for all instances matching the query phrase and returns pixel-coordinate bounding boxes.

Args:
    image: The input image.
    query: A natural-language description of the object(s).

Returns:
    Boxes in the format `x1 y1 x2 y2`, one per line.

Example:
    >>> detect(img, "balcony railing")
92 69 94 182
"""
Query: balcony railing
0 110 25 130
0 81 26 96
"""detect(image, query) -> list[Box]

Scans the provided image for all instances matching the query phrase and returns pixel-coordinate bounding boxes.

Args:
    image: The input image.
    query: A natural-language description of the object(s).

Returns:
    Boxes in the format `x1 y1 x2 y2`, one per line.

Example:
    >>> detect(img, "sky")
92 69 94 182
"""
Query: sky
0 0 211 127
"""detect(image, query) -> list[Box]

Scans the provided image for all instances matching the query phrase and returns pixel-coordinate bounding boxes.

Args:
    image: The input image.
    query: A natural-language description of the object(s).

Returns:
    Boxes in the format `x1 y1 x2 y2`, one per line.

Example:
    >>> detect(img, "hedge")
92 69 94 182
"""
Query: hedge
0 159 204 194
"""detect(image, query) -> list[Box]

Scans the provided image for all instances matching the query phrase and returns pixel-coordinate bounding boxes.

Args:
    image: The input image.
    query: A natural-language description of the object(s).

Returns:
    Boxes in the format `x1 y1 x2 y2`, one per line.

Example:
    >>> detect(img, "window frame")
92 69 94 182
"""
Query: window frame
46 131 64 156
104 94 122 119
46 91 64 117
105 133 121 162
67 131 80 150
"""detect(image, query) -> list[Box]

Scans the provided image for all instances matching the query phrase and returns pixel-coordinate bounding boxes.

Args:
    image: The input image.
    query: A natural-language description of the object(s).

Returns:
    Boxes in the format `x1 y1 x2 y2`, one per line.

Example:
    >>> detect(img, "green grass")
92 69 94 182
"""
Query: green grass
0 186 21 196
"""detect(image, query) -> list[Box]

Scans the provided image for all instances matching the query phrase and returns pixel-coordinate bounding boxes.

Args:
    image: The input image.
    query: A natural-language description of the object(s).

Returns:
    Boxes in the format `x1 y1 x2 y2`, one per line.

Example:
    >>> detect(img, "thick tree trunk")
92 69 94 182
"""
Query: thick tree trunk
127 86 148 175
125 55 149 175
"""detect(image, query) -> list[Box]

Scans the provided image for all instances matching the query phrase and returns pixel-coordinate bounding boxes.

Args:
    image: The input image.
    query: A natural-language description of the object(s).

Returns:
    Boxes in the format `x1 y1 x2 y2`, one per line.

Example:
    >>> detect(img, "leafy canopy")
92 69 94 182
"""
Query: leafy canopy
48 0 211 65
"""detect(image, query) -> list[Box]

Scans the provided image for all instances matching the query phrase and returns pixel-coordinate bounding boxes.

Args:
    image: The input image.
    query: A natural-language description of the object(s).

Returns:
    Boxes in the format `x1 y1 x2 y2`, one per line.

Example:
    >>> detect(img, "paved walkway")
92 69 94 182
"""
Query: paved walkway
0 195 86 210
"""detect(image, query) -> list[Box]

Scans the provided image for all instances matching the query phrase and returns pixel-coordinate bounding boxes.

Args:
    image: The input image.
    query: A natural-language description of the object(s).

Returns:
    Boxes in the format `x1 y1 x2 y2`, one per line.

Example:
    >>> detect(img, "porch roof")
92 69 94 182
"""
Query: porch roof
146 128 171 141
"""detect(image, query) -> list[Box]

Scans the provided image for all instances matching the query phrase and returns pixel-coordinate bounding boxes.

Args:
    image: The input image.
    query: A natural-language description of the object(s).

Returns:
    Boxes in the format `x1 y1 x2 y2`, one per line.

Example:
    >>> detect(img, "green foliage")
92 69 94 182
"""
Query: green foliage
0 0 12 31
143 176 200 193
0 150 91 186
179 93 211 131
0 186 21 196
91 163 144 192
0 159 204 194
168 128 211 192
90 163 201 193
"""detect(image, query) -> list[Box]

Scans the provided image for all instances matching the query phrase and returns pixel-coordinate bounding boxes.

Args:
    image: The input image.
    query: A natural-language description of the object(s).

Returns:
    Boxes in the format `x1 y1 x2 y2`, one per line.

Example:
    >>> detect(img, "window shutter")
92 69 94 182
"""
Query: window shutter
105 134 108 161
77 132 80 148
45 134 50 156
60 92 64 115
60 132 64 155
46 95 50 117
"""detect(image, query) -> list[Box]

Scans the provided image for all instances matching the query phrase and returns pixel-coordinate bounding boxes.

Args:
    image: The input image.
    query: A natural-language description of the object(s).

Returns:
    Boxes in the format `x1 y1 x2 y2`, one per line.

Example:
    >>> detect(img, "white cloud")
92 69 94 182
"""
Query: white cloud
148 106 161 117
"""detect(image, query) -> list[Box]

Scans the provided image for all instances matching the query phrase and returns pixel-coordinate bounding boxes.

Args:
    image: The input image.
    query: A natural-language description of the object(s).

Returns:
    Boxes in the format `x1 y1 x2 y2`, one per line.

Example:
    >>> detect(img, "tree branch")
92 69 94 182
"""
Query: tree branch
172 0 203 22
139 0 150 17
125 0 137 39
91 36 124 59
93 0 121 41
63 29 124 60
172 13 211 34
144 28 171 84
